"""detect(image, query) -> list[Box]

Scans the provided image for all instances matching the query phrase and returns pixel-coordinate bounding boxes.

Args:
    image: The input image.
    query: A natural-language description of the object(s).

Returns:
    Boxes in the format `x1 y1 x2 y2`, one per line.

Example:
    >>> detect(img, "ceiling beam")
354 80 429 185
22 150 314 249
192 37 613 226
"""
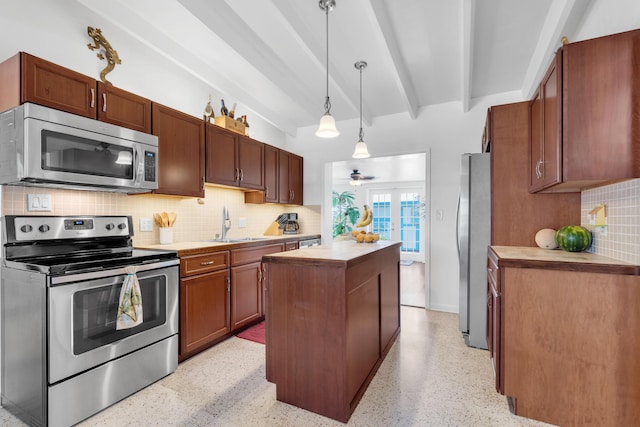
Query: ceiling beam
368 0 419 120
460 0 474 112
521 0 593 100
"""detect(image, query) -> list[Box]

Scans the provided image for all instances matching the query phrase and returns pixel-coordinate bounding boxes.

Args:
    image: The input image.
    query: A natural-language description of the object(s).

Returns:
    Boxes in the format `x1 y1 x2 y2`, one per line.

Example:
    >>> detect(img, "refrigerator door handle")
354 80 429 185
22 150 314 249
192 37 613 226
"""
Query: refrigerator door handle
456 192 461 259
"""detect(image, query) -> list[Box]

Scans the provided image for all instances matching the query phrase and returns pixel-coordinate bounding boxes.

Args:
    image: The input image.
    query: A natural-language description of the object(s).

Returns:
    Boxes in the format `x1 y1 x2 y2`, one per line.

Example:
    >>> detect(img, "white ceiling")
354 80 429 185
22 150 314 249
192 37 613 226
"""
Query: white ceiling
78 0 592 137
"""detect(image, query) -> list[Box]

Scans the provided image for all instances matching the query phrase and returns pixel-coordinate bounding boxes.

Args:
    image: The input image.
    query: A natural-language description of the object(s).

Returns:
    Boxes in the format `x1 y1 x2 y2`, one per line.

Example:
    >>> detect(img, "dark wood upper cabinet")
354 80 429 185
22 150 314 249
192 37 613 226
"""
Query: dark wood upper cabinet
530 29 640 193
0 52 151 133
529 50 562 192
152 103 205 198
14 52 96 118
205 124 264 190
278 150 303 205
97 82 151 133
263 144 279 203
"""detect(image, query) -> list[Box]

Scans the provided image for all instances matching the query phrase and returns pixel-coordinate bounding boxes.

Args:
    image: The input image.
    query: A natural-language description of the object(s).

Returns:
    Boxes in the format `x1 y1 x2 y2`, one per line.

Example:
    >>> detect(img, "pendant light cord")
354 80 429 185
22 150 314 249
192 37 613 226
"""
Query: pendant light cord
324 5 331 115
358 65 364 141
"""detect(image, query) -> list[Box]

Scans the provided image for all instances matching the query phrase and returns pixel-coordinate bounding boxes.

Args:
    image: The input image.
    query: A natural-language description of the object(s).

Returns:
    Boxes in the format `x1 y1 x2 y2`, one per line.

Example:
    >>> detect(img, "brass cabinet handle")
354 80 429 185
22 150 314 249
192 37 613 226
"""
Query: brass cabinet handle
90 88 95 108
102 93 107 112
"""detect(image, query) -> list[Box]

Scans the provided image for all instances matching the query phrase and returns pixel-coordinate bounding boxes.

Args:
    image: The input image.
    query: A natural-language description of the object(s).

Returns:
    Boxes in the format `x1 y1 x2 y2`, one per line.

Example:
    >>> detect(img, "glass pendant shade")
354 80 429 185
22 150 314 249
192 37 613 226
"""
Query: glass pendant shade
352 141 370 158
316 114 340 138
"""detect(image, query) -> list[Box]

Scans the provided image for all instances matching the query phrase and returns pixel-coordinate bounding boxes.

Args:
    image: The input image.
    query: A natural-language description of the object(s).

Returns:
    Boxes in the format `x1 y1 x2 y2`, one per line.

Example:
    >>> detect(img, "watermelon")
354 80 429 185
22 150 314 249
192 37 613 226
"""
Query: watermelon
555 225 592 252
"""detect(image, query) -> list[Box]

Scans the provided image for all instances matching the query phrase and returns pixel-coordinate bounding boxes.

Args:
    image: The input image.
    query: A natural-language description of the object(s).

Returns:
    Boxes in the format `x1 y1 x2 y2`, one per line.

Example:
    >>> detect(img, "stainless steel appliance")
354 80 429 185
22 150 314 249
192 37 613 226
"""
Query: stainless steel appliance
282 213 299 234
0 103 158 193
457 153 490 349
298 237 321 248
1 215 179 427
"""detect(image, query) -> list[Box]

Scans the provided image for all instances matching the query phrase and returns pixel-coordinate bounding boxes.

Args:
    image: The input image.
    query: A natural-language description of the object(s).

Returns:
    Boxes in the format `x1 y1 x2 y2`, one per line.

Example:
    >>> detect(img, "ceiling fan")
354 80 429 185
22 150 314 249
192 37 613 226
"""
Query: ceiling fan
349 169 375 185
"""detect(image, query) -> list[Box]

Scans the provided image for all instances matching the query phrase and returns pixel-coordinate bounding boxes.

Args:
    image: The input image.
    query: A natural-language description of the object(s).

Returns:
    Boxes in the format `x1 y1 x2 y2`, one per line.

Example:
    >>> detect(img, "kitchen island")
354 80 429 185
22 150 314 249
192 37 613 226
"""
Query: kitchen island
262 240 401 422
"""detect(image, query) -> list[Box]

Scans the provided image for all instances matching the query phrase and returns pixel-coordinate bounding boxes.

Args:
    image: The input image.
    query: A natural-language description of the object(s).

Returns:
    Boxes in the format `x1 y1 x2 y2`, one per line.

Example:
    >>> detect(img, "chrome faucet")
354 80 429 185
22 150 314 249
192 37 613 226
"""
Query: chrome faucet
221 206 231 241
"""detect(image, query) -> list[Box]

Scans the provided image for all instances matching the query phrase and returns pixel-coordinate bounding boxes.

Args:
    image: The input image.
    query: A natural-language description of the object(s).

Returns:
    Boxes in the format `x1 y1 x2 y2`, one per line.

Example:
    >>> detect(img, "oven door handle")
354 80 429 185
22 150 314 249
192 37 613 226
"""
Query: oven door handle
50 259 179 286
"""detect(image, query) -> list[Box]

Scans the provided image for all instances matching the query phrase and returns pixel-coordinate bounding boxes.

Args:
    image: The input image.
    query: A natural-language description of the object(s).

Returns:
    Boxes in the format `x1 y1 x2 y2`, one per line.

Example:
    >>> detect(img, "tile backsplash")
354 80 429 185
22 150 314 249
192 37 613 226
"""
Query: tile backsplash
581 179 640 264
1 185 321 246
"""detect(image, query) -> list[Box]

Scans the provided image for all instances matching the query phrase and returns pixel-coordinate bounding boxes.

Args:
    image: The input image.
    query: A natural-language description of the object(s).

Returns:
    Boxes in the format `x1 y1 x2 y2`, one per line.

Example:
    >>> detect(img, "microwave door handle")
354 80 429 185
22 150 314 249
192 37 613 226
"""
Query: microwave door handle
134 147 143 185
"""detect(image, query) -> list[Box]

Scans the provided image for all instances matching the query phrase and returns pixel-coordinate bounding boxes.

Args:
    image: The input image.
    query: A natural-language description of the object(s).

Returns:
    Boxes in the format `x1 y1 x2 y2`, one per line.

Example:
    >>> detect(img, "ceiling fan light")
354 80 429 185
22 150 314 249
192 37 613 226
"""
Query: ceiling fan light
352 141 370 159
316 114 340 138
350 179 362 186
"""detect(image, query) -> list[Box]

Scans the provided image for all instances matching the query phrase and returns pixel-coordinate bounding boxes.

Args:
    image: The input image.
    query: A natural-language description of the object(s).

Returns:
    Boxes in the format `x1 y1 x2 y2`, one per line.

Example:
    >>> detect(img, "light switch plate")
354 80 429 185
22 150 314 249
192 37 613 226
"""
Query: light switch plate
238 217 247 228
140 218 153 232
27 194 52 212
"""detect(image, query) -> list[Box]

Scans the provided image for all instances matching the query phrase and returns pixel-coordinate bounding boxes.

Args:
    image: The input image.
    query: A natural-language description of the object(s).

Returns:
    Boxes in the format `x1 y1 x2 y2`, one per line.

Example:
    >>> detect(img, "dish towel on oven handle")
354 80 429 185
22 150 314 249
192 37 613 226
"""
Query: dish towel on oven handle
116 266 143 330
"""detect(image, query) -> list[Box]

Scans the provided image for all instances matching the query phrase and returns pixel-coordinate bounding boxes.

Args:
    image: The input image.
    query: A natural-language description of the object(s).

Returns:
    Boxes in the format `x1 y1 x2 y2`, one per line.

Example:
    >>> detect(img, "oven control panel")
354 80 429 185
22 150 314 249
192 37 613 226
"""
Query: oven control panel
4 216 133 242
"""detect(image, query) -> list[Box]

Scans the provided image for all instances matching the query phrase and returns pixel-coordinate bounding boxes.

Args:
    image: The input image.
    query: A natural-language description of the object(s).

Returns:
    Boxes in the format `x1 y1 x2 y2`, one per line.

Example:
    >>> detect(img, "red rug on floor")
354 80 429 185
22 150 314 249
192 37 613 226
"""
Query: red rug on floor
235 321 265 344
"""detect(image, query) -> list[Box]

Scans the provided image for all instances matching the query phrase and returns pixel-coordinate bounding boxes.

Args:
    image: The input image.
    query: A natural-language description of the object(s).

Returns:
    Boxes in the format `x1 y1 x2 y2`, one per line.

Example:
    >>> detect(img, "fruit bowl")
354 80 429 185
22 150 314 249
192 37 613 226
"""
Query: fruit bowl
351 230 380 243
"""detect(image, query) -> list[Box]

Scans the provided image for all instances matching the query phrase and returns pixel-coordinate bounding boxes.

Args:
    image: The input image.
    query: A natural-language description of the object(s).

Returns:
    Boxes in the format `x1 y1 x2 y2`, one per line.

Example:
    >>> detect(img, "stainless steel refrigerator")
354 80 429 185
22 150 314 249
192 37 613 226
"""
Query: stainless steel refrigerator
457 153 490 349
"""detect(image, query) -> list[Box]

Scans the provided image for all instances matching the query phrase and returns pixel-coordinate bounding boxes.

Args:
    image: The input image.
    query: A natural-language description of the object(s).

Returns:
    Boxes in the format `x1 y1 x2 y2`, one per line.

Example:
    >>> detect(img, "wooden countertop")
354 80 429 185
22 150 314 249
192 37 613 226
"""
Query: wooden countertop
136 234 320 257
262 240 402 267
490 245 640 275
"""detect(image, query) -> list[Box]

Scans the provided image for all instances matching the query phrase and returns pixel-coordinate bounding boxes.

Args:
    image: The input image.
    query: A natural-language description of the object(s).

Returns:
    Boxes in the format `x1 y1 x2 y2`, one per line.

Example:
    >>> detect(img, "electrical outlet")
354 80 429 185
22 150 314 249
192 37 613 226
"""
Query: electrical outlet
140 218 153 232
238 217 247 228
27 194 52 212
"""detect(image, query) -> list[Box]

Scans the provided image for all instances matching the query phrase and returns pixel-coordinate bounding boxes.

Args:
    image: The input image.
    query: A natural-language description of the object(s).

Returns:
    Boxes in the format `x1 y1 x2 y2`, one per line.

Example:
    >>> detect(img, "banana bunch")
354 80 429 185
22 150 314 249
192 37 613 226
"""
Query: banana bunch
355 204 373 228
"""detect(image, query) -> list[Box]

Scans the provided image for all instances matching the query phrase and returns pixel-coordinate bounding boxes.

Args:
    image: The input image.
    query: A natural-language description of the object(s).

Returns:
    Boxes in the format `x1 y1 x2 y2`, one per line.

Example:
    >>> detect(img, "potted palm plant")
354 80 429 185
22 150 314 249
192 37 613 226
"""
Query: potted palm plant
332 190 360 238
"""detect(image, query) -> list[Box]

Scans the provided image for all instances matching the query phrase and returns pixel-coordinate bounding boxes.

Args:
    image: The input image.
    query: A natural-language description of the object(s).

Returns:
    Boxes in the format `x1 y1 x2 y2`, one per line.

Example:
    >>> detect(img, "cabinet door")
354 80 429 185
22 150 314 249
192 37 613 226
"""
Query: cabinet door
180 269 230 355
278 150 291 203
289 153 303 205
21 53 97 118
97 82 151 133
529 50 562 192
487 253 502 394
152 103 205 197
264 144 279 203
205 124 239 186
238 136 264 190
540 51 562 188
230 261 263 330
529 88 543 191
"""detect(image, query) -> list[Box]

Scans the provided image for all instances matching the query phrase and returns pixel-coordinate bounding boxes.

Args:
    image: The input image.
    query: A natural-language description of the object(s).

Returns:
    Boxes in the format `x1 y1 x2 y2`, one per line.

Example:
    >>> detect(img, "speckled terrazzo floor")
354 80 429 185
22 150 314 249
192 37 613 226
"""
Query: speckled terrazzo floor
0 307 554 427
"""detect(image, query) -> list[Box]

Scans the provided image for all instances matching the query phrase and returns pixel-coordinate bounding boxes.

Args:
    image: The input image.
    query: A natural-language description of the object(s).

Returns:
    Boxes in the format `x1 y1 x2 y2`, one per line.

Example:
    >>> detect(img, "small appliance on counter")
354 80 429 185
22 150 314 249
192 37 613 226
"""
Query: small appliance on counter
282 213 300 234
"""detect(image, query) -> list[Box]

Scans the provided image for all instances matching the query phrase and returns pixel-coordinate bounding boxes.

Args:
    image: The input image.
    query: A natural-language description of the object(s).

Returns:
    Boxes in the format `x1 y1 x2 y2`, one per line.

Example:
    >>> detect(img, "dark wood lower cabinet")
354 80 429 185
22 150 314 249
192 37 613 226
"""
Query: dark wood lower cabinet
230 261 263 329
180 268 230 357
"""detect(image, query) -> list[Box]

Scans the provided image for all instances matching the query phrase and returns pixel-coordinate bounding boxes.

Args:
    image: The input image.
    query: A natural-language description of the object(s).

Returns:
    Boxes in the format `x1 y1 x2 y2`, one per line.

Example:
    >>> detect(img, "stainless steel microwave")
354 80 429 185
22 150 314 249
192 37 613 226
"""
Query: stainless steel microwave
0 103 158 193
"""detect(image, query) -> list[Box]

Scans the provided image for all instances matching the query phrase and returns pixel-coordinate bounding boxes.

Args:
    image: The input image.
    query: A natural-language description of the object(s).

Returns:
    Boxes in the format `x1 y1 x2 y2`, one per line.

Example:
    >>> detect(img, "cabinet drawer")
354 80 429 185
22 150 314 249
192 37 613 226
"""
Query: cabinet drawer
231 243 284 266
181 251 229 277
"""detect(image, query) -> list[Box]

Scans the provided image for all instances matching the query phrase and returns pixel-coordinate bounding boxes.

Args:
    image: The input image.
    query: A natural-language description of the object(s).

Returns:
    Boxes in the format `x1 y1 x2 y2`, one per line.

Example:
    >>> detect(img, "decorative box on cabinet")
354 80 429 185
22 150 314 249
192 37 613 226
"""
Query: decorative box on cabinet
152 103 205 198
0 52 151 133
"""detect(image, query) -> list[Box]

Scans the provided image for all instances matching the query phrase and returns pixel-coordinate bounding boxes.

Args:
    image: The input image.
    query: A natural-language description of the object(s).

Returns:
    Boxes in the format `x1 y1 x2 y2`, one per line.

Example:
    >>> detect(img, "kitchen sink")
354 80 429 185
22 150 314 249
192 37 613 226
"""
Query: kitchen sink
202 237 270 243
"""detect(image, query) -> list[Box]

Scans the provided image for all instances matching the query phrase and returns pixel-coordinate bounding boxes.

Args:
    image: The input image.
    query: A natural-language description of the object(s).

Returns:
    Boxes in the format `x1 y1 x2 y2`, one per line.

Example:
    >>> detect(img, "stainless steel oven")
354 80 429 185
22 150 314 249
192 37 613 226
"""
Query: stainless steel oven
1 215 179 427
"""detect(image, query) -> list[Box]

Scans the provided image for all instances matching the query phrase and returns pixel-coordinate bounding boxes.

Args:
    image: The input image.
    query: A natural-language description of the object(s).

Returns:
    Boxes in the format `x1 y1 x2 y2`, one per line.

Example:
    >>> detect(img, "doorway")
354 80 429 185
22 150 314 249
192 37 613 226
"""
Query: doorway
329 152 429 309
370 188 426 307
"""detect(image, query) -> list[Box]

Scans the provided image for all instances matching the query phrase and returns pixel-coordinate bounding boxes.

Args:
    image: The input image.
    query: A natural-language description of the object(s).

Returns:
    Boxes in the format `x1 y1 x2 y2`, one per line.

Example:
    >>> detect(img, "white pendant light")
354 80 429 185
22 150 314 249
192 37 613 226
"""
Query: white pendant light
115 150 133 165
316 0 339 138
352 60 370 159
